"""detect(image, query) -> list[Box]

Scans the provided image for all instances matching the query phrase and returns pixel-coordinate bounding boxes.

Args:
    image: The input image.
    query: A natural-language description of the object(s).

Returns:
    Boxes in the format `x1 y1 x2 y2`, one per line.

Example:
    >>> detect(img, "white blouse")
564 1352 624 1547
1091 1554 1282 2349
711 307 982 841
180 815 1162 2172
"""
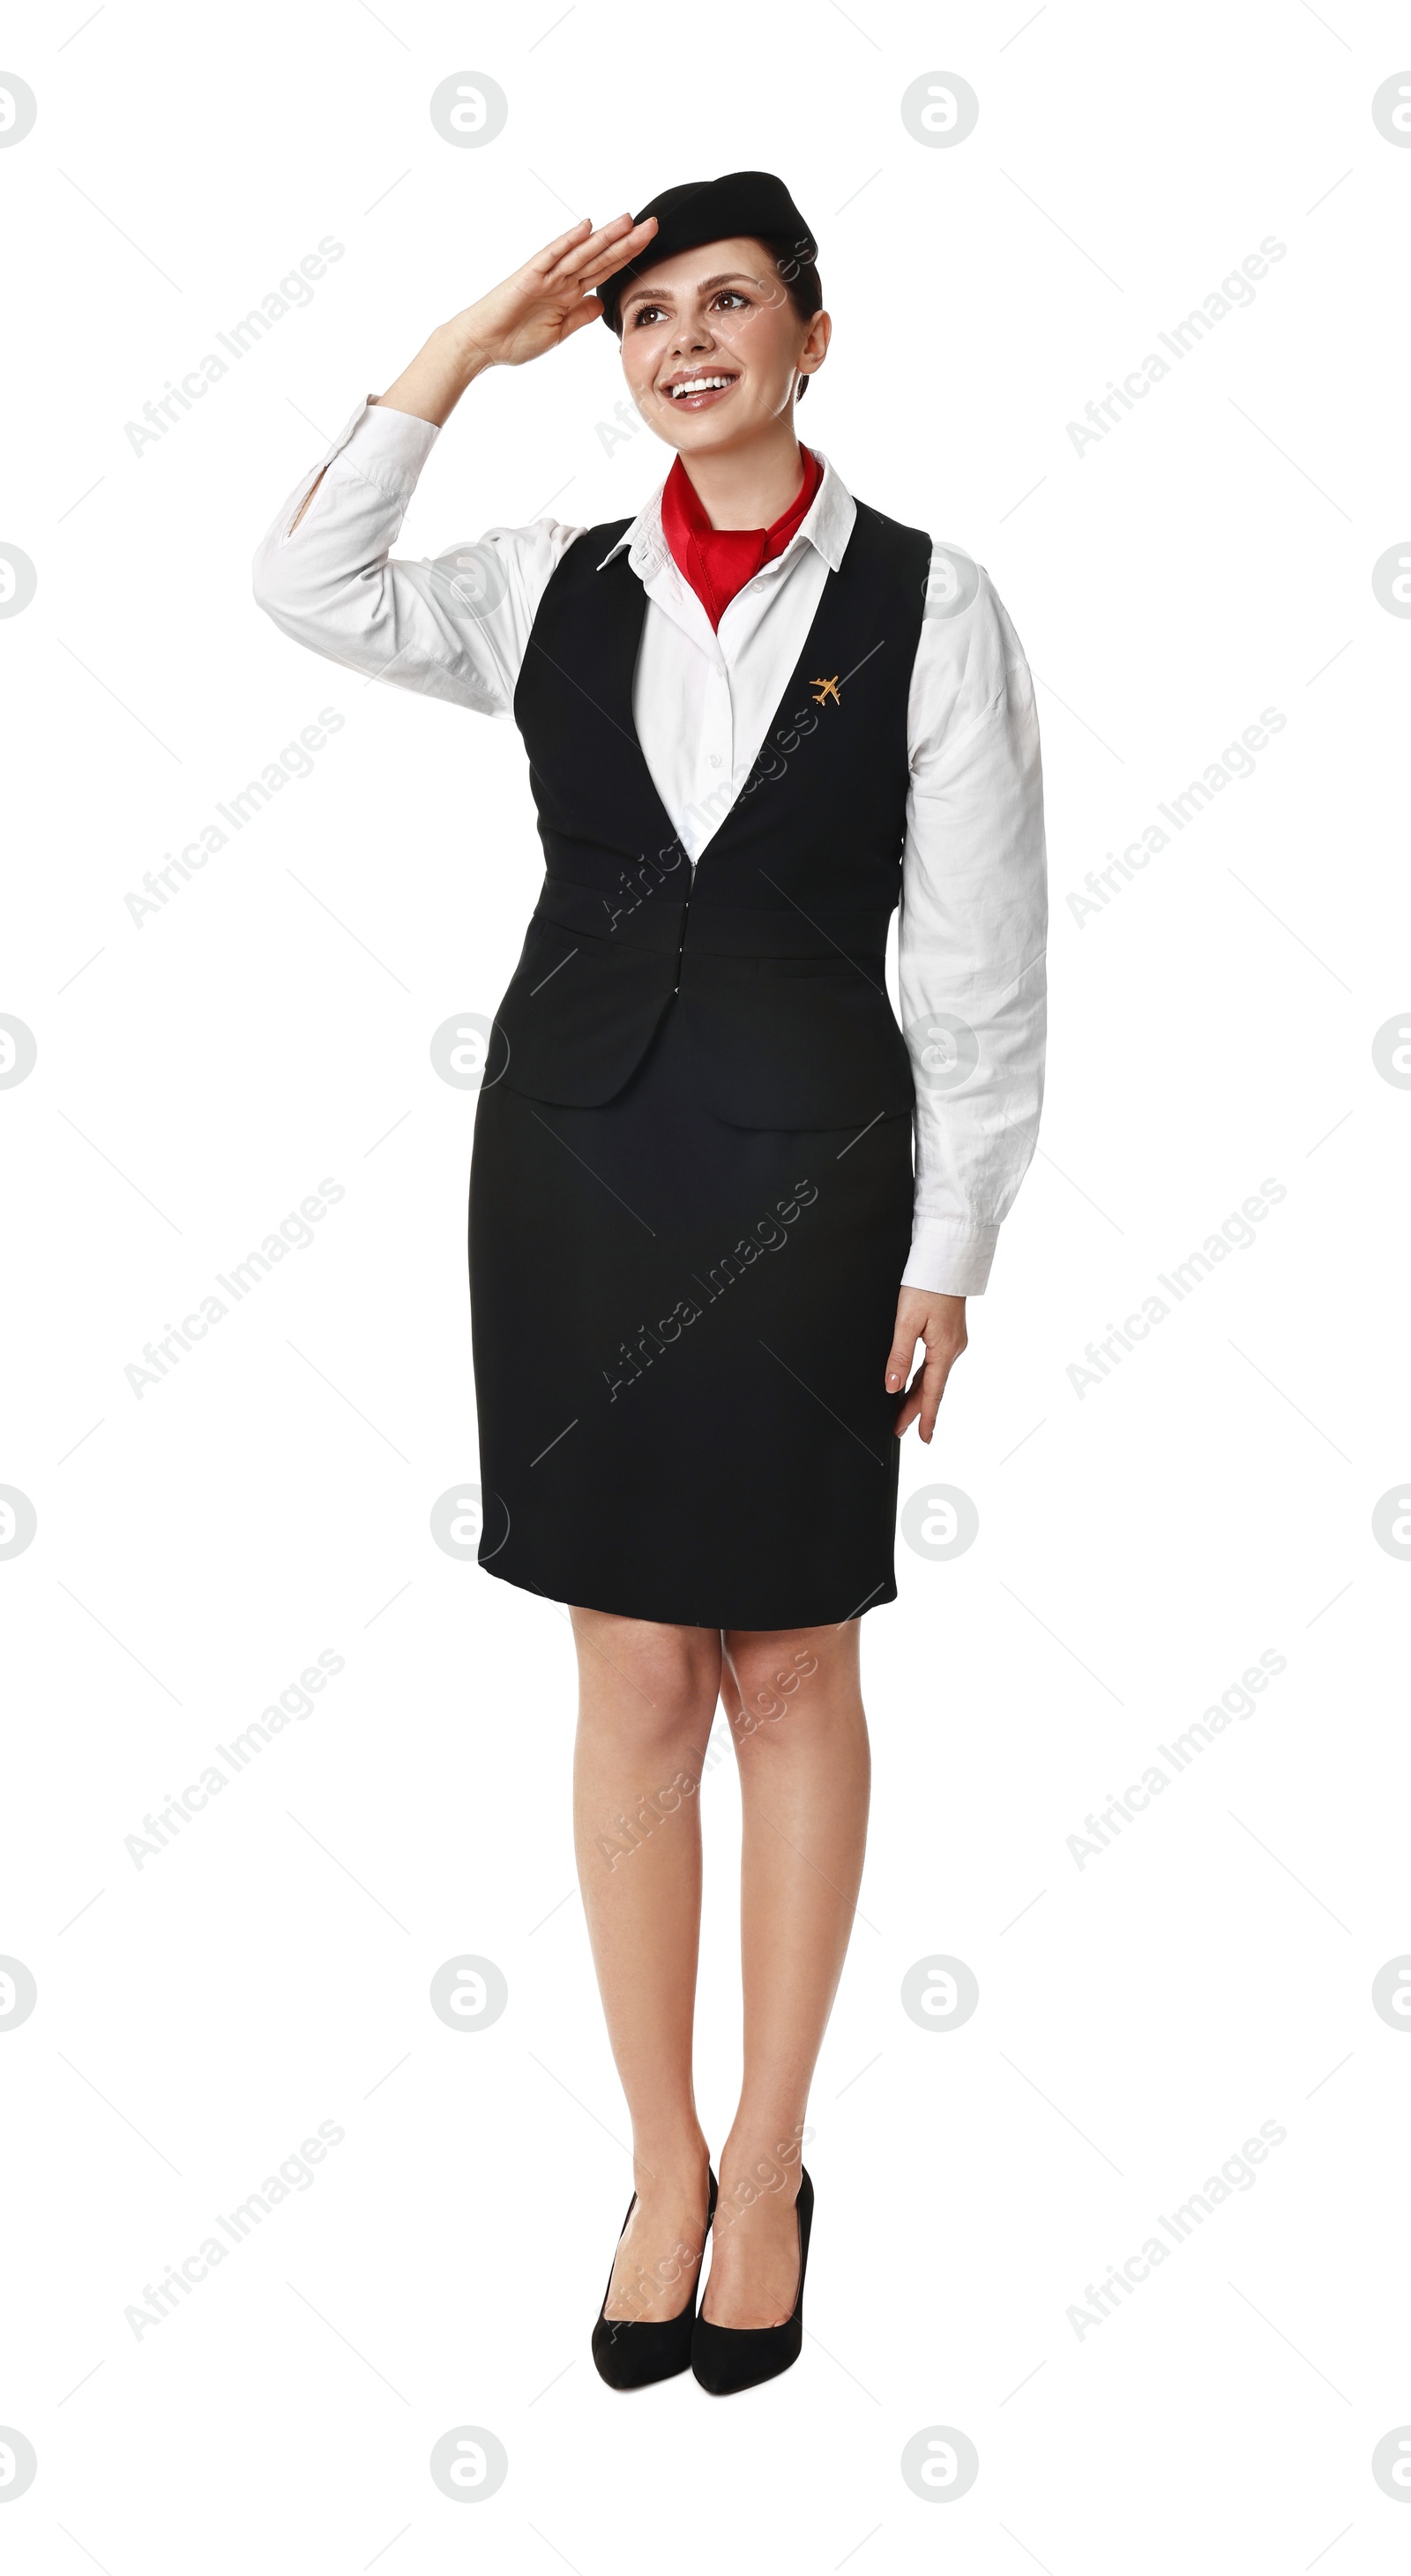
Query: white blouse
252 401 1047 1295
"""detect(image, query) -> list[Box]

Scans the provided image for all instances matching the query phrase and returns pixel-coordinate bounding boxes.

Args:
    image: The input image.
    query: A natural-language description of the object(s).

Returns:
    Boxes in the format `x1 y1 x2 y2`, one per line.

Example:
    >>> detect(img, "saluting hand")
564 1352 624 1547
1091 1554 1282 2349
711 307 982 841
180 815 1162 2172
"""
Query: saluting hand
886 1291 967 1443
459 213 661 368
377 214 660 427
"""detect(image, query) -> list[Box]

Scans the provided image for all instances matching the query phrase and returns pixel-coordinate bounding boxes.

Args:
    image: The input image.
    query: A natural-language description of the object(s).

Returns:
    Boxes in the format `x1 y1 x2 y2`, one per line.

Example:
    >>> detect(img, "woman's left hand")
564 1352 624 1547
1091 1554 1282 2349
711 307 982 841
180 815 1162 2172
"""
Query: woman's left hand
885 1291 967 1442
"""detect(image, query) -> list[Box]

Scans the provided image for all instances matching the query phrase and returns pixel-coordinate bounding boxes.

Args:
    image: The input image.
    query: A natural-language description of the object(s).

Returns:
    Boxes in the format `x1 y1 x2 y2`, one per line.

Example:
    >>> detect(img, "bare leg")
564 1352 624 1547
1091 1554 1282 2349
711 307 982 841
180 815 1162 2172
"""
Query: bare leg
571 1608 722 2322
702 1620 870 2326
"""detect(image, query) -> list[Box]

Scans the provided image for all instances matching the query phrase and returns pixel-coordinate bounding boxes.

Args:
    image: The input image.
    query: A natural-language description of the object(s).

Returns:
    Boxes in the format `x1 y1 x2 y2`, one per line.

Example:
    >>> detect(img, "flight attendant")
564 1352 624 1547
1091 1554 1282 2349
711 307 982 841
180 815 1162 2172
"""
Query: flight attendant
254 172 1047 2394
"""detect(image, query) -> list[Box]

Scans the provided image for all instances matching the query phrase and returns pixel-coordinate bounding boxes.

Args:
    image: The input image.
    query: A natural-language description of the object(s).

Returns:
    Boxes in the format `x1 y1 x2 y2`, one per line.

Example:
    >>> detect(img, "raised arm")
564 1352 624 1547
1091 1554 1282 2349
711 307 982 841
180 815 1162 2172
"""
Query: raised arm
251 213 659 712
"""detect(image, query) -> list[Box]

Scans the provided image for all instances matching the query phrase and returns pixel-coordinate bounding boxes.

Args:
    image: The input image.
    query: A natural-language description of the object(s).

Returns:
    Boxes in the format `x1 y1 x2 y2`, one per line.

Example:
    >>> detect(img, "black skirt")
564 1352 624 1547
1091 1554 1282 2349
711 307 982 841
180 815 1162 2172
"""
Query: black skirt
467 1000 913 1630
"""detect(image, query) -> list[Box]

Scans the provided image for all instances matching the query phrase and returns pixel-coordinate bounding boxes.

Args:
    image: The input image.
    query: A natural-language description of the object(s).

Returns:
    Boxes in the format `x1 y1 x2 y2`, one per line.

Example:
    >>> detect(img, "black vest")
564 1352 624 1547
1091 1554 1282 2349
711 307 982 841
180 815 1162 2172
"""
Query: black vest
495 500 930 1128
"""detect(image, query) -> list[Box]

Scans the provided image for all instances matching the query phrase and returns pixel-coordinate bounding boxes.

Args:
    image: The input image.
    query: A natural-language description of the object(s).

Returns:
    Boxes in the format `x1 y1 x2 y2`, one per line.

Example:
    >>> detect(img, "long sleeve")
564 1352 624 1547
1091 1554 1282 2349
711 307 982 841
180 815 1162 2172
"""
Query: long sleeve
251 398 586 713
899 556 1048 1295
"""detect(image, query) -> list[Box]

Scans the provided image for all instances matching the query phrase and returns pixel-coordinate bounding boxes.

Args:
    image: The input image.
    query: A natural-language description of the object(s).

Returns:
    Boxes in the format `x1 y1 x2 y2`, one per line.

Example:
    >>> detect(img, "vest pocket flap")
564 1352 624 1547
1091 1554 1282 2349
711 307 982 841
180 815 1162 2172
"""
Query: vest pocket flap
492 916 675 1107
679 960 915 1130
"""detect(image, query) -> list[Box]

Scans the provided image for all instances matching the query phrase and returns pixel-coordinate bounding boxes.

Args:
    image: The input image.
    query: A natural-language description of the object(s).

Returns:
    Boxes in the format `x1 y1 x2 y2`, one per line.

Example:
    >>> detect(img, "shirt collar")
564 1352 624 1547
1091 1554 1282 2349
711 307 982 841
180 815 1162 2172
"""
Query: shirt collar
595 448 856 582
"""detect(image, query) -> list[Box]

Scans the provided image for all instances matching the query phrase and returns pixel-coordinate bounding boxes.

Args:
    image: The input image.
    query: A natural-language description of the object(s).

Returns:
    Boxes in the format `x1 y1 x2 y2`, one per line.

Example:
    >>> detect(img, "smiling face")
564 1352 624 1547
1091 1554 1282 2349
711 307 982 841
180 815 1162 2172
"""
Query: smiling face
616 235 829 457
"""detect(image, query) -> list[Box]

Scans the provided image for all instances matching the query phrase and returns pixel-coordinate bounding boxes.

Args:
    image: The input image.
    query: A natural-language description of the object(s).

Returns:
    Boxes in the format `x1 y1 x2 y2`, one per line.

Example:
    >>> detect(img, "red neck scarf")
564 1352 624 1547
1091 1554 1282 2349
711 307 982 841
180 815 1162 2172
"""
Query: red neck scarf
660 446 823 631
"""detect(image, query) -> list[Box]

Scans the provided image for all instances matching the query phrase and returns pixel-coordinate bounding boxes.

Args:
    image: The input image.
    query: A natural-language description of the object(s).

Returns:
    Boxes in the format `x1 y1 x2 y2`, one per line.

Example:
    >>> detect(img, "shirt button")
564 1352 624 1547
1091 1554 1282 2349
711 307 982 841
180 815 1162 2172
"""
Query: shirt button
709 754 721 768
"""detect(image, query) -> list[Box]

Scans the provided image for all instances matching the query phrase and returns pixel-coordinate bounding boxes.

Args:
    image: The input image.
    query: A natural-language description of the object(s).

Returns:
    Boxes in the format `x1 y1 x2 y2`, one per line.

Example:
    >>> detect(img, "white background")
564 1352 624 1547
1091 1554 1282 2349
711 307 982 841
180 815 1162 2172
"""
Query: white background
3 0 1409 2565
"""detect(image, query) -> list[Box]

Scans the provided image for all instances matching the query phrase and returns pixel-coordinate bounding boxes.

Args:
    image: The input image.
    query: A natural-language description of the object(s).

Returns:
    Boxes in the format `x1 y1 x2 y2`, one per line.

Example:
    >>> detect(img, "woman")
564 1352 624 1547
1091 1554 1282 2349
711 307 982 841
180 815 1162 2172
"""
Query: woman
254 170 1047 2394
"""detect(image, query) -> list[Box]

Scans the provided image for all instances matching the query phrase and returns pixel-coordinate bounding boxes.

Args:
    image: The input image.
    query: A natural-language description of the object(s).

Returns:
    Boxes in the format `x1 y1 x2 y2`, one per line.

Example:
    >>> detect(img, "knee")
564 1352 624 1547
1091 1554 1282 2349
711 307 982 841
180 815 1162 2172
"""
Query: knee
722 1627 830 1731
572 1611 720 1751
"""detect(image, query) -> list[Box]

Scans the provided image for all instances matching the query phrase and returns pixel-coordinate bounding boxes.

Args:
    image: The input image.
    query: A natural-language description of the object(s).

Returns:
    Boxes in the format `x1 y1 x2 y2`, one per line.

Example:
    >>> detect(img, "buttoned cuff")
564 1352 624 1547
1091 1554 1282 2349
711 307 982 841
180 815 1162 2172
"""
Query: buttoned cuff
901 1216 999 1296
319 396 440 498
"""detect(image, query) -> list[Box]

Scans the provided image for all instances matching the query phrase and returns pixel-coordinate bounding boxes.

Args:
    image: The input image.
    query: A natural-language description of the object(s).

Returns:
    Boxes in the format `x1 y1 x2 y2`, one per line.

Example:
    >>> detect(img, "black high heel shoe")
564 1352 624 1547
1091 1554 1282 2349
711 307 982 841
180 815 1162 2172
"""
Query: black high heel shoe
691 2166 813 2396
592 2167 718 2390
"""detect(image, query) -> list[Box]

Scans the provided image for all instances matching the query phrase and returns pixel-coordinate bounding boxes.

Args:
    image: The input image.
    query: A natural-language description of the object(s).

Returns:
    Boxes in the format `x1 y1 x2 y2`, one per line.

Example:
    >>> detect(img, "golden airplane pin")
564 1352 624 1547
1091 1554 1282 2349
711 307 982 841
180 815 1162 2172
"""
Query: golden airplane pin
810 675 841 708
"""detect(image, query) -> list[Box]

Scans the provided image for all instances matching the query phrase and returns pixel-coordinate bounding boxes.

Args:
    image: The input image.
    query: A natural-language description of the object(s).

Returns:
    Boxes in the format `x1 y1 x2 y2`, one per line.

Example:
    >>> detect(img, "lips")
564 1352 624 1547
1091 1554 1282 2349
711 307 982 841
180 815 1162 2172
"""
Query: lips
661 372 739 409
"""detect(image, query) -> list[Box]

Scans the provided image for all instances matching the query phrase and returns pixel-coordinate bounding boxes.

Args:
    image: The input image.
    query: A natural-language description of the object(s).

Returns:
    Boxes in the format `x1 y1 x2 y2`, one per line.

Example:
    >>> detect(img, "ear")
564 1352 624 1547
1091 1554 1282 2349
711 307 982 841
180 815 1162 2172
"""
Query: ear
801 309 832 373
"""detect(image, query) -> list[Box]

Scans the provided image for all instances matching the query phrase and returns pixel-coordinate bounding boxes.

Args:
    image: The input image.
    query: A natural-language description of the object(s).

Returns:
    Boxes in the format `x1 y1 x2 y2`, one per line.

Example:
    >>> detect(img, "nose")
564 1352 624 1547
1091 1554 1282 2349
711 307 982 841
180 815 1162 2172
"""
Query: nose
668 317 715 363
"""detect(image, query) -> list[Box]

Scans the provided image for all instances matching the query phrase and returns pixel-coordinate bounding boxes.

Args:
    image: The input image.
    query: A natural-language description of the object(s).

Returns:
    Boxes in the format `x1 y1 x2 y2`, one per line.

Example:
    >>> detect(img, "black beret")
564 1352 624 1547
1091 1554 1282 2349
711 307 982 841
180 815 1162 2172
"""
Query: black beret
598 169 817 332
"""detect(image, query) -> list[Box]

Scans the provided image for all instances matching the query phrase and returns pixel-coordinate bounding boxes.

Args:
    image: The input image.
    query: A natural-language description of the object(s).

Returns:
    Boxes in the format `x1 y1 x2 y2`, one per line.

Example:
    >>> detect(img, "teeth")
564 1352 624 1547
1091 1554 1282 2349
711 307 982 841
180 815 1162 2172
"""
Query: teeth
668 376 733 398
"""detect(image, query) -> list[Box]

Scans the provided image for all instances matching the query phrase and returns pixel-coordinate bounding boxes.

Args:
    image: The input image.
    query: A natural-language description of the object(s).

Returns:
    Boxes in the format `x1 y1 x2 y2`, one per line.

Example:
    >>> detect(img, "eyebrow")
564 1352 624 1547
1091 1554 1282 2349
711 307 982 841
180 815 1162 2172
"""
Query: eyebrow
621 270 765 311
